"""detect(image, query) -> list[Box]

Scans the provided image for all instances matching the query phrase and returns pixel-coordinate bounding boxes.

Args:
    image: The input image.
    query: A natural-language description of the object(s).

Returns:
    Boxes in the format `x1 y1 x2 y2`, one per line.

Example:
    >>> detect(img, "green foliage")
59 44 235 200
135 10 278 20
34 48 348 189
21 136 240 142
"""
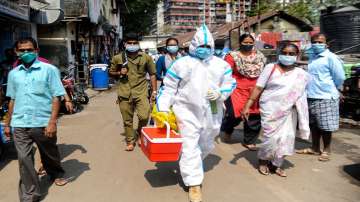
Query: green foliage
284 0 315 24
121 0 161 35
246 0 281 17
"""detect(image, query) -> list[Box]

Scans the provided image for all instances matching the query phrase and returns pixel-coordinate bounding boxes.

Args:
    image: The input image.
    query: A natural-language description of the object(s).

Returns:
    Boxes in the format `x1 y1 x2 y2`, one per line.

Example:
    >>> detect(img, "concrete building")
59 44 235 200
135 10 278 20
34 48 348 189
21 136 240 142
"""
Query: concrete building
36 0 122 83
163 0 256 34
0 0 51 60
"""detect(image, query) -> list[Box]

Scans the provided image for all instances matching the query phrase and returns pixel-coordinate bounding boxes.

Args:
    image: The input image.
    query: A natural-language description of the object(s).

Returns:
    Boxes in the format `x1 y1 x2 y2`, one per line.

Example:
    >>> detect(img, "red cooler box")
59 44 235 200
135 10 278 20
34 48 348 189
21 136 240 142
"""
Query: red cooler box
141 122 182 162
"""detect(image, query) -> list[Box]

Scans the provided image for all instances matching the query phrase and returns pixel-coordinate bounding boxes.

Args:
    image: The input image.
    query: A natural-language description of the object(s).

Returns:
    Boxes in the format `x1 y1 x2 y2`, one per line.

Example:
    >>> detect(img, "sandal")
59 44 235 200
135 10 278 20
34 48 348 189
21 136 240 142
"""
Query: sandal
242 144 258 151
54 178 69 186
296 148 320 155
258 160 270 175
37 166 47 176
318 152 330 162
258 165 270 175
275 168 287 177
125 143 135 151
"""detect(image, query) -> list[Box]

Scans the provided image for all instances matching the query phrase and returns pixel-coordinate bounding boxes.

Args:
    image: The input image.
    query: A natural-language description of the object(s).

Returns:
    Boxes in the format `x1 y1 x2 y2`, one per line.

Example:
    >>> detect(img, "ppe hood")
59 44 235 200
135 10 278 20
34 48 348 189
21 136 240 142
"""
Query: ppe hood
189 24 215 56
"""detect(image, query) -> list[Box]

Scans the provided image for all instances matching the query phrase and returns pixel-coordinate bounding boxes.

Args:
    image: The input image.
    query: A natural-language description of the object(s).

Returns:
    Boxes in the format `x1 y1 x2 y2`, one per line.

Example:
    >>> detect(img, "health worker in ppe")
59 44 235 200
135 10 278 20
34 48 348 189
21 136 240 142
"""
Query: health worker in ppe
156 24 236 202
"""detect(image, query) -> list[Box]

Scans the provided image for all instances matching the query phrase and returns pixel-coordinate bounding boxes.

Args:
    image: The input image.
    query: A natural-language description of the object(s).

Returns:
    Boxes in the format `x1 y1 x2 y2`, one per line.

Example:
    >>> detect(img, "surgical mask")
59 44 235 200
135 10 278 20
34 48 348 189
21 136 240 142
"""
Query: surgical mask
305 47 315 60
214 49 223 57
311 44 326 55
240 44 254 52
19 52 37 64
125 44 140 52
166 45 178 54
195 47 212 60
278 55 297 66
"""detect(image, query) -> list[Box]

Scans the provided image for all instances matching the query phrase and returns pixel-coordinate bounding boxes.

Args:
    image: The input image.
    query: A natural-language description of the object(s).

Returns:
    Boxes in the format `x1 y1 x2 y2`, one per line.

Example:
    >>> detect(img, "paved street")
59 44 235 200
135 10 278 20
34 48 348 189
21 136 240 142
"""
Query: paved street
0 89 359 202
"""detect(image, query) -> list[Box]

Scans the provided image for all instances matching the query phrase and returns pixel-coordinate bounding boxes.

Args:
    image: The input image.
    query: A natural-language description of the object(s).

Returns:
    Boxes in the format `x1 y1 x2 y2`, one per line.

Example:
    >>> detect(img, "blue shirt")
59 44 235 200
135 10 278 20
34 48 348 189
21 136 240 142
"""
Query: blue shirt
156 55 166 80
307 49 345 99
6 59 65 127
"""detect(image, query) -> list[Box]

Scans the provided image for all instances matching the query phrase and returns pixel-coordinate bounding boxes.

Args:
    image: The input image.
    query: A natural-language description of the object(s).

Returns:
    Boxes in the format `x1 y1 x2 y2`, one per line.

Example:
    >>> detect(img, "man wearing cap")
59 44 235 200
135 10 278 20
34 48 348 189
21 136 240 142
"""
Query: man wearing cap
110 33 157 151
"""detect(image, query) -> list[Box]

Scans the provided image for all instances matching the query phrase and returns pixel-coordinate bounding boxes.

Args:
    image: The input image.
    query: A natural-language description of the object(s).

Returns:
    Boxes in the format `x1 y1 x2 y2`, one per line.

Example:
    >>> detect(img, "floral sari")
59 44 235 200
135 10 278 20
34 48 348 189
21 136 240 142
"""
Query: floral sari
257 64 310 166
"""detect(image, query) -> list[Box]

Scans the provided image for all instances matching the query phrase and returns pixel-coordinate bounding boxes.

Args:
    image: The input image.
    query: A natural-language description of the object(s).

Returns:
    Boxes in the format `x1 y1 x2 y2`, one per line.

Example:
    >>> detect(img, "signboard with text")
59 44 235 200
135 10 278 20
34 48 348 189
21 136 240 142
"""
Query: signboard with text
0 0 30 21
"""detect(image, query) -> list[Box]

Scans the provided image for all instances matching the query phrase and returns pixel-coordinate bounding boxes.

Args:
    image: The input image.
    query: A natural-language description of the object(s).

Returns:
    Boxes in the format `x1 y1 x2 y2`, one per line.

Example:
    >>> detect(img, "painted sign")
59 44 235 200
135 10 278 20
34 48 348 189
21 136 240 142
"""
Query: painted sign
0 0 30 21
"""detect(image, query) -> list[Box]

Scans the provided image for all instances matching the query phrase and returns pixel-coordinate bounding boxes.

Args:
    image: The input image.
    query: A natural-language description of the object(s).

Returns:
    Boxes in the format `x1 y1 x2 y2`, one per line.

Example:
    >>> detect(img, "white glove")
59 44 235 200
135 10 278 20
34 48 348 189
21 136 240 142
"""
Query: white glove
206 89 221 101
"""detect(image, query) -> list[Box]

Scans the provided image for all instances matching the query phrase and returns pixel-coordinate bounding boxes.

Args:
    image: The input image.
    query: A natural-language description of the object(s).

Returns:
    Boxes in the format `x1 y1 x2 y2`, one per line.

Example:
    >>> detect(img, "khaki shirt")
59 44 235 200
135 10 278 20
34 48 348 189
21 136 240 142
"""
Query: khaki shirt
110 52 156 98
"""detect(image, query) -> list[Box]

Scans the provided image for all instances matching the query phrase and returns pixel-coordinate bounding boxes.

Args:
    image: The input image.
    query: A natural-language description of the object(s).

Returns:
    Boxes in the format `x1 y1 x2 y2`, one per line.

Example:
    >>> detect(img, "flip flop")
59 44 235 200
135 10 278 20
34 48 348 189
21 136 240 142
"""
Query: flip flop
296 148 320 155
258 165 270 175
275 168 287 177
318 152 330 162
54 178 69 186
125 144 135 151
242 144 258 151
37 166 47 176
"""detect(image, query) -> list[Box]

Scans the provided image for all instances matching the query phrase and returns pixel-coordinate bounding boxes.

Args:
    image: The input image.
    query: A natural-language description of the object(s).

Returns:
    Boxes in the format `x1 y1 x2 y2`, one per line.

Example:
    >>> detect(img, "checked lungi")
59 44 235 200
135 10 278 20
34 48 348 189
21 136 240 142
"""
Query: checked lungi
308 98 340 132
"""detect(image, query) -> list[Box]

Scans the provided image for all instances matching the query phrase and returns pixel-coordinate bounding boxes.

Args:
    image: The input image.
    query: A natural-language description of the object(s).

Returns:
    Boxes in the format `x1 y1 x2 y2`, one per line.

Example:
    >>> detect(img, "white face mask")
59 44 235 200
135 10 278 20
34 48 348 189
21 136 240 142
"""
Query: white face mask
125 44 140 52
278 55 297 66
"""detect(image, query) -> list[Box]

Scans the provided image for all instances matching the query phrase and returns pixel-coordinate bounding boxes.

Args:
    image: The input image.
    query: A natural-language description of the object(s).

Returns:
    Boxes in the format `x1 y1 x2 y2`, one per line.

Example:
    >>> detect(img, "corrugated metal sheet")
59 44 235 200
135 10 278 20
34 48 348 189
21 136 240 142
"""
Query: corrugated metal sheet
260 32 281 48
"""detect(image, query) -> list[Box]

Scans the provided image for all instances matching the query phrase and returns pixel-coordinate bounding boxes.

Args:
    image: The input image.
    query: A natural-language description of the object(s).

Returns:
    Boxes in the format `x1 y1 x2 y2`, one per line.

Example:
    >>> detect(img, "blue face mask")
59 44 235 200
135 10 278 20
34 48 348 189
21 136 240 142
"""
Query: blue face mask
278 55 297 66
19 52 37 64
214 49 223 57
312 43 326 55
125 44 140 53
195 47 212 60
166 45 179 54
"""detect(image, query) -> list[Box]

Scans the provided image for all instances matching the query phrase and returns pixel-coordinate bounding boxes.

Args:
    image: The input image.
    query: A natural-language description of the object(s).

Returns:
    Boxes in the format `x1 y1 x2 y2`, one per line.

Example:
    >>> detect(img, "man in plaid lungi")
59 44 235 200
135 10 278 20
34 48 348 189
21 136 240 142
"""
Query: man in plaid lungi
297 33 345 161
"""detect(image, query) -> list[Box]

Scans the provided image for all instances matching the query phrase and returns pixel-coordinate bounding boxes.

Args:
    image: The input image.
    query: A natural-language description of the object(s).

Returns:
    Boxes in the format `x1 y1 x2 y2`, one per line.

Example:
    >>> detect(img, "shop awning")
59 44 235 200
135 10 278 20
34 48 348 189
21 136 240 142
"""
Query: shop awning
30 0 64 25
30 0 49 10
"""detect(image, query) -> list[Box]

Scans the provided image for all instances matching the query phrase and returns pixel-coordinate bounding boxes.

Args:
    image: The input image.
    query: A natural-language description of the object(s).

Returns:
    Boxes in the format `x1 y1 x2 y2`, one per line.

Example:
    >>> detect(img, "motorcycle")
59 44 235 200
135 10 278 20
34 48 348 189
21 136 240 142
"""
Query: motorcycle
61 64 89 114
340 65 360 121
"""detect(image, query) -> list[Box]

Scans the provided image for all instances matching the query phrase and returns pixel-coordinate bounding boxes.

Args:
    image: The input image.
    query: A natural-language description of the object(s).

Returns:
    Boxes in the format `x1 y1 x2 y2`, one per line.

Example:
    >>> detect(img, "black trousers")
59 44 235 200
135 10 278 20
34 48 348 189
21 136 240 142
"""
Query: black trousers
221 98 261 145
13 127 64 202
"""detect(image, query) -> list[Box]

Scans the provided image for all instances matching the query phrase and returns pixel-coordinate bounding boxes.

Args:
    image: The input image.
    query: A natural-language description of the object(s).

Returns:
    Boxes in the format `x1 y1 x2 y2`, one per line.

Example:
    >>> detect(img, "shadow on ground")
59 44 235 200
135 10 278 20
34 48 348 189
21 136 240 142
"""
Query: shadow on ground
144 154 221 191
40 144 90 201
342 163 360 186
58 143 87 160
57 143 89 182
0 142 17 172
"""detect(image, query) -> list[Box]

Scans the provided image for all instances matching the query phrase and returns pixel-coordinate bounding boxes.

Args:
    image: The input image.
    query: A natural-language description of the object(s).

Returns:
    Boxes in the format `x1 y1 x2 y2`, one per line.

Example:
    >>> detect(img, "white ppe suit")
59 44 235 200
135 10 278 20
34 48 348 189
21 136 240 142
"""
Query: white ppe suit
156 24 236 186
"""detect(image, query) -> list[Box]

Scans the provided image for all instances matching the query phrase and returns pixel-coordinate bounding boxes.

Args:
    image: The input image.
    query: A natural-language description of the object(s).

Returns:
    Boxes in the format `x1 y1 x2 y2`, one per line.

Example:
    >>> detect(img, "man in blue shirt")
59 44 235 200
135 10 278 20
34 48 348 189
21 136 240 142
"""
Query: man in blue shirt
297 33 345 162
5 37 68 202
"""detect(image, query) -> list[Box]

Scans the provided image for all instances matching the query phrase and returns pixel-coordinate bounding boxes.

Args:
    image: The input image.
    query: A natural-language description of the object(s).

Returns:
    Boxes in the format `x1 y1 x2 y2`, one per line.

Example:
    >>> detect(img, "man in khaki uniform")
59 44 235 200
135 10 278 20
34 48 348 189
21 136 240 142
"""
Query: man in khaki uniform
110 33 157 151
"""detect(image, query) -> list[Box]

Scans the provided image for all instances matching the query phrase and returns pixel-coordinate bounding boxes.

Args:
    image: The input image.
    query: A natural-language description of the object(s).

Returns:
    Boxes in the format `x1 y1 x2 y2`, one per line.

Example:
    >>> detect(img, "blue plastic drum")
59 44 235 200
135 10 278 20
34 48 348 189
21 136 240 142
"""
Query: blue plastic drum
90 64 109 90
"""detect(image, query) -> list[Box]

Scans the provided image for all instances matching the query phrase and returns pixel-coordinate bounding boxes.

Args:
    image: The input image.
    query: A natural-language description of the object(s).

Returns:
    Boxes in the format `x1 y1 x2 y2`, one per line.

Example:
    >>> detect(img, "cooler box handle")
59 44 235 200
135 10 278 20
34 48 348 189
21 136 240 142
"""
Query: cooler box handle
164 121 170 139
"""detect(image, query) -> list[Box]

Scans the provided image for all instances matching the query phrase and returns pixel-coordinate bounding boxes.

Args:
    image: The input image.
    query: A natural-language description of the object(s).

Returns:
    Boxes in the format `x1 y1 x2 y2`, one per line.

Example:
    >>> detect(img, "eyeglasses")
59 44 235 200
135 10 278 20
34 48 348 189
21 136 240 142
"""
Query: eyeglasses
281 51 297 56
17 48 35 52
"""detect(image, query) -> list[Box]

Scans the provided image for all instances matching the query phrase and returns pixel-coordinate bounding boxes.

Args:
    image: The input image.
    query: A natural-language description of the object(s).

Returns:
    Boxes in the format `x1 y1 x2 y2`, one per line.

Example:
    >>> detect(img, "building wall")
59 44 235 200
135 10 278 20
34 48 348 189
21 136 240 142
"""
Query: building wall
163 0 256 33
37 22 74 69
0 1 34 60
260 18 302 33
